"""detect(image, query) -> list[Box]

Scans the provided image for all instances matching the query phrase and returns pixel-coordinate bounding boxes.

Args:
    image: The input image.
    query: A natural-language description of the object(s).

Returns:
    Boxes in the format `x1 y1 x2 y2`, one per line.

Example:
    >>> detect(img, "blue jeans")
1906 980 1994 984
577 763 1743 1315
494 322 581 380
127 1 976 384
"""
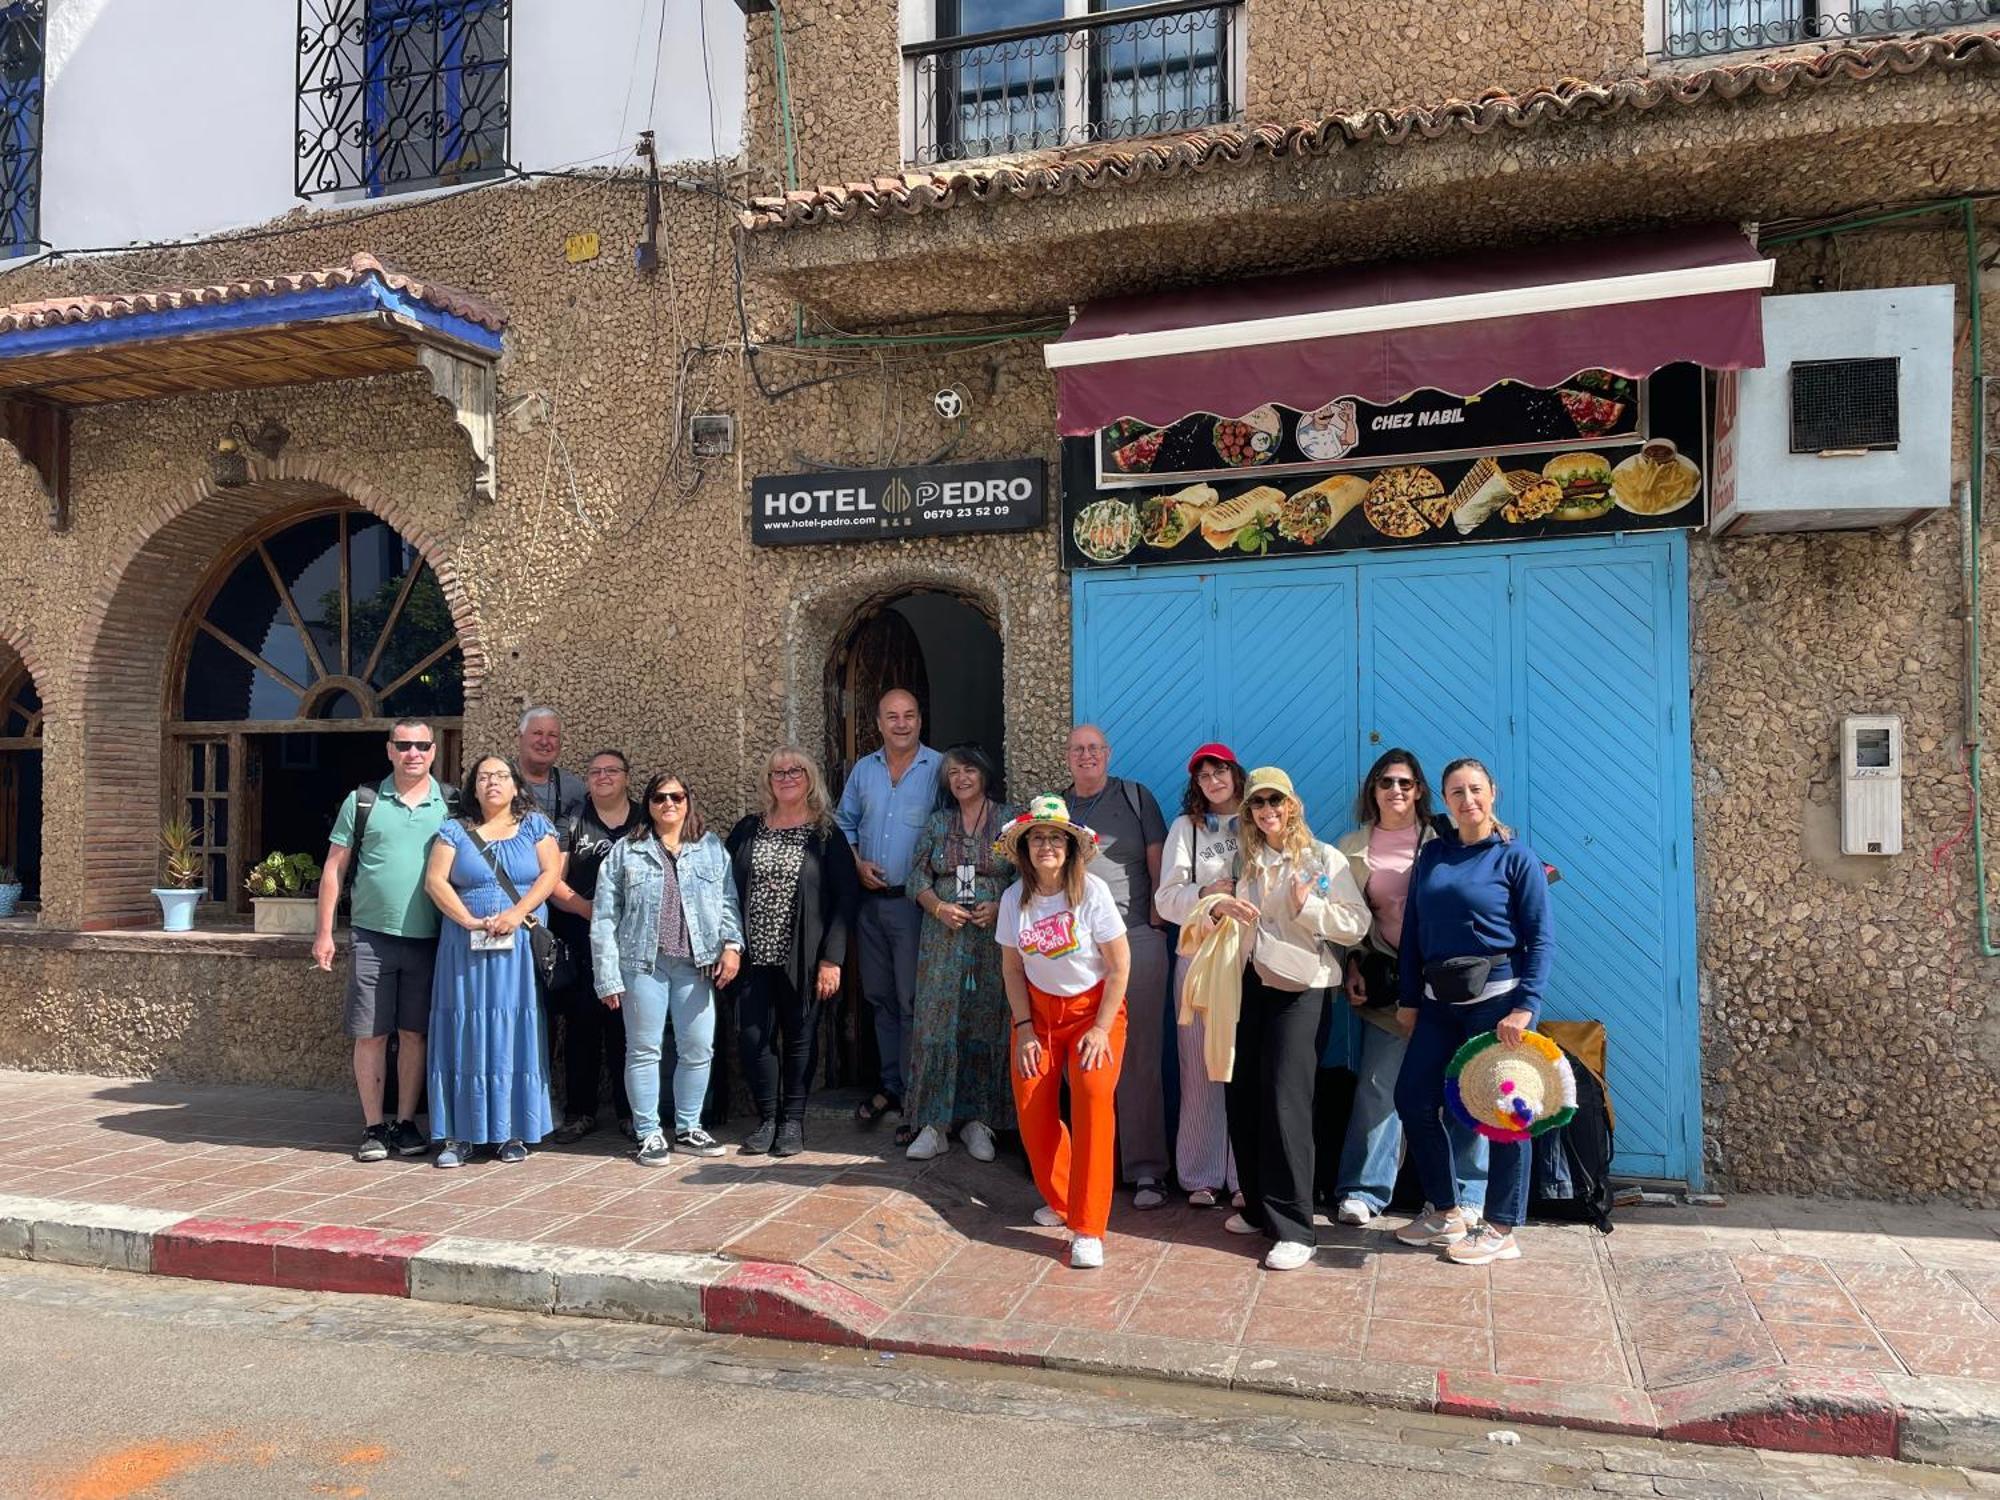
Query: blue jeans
858 895 922 1098
1394 995 1530 1228
1336 1012 1486 1214
620 959 716 1138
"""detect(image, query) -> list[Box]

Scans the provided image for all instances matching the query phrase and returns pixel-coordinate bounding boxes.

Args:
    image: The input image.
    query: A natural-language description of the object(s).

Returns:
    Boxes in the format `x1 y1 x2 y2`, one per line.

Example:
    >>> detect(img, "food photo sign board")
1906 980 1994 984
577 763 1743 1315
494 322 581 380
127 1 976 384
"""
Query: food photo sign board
1061 364 1705 569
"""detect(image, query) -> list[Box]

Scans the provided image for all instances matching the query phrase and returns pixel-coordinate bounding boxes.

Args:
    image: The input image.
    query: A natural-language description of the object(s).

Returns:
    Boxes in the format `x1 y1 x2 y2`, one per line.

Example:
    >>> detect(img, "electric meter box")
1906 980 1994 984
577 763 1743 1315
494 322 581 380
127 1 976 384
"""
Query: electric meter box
1840 714 1903 856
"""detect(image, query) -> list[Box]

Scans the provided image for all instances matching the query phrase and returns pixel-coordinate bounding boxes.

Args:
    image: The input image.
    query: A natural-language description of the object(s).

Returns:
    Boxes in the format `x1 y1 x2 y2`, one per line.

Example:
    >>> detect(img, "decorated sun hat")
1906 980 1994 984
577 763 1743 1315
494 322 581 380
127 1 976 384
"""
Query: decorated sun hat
993 793 1100 864
1185 741 1241 774
1444 1030 1578 1143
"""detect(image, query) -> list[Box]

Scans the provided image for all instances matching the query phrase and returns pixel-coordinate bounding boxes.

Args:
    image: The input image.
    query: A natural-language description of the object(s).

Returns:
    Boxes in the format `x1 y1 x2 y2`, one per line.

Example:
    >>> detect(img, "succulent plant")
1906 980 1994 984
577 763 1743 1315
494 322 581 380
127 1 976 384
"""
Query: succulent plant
243 851 322 899
159 818 203 890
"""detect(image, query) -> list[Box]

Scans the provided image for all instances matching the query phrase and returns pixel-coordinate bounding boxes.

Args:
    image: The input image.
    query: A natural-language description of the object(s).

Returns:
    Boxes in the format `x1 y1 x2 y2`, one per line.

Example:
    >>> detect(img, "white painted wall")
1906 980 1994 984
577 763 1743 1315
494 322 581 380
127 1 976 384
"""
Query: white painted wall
37 0 745 252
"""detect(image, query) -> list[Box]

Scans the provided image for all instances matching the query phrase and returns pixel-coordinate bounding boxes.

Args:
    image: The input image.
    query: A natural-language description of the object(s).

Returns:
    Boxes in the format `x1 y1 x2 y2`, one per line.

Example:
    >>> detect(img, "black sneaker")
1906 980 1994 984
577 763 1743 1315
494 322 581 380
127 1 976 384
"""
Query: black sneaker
771 1121 805 1158
636 1131 673 1167
741 1118 777 1155
675 1126 725 1159
354 1123 389 1163
386 1119 427 1158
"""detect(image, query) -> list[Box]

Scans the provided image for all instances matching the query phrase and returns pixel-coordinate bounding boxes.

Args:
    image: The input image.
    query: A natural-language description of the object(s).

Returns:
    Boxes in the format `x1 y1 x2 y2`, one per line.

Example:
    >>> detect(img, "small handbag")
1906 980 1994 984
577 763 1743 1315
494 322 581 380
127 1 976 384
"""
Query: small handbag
1423 954 1494 1004
467 828 565 994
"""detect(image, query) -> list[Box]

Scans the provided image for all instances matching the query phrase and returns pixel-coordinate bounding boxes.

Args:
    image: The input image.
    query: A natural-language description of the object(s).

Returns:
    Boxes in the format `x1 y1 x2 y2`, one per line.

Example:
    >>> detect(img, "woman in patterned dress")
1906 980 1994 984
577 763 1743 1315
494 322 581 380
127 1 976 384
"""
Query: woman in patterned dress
902 745 1017 1163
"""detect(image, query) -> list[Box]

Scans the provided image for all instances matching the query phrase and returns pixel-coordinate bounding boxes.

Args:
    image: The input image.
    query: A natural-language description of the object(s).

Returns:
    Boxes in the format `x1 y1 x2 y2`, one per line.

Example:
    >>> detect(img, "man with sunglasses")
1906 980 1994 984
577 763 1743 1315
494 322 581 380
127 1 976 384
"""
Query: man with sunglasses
314 719 453 1163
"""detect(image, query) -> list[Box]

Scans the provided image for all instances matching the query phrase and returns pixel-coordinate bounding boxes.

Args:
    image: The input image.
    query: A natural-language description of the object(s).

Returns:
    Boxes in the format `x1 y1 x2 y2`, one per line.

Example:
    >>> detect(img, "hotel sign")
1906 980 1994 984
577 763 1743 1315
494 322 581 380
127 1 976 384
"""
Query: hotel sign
750 459 1046 546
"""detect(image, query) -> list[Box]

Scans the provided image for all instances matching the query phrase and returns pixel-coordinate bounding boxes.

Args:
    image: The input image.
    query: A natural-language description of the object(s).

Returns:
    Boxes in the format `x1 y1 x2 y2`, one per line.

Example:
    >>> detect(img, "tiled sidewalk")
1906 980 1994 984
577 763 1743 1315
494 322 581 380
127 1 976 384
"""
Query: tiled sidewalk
3 1068 2000 1445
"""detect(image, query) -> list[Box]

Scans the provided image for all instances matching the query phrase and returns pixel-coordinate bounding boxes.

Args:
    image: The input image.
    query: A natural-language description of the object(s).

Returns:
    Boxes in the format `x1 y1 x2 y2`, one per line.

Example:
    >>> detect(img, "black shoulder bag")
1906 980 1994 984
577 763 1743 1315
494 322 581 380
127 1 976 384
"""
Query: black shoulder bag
465 826 565 995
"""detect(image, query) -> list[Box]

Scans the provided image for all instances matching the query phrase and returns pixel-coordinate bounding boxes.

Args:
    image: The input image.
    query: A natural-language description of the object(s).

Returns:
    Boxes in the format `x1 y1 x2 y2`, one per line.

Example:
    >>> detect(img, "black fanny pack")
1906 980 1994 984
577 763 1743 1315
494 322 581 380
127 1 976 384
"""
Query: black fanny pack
1423 955 1493 1004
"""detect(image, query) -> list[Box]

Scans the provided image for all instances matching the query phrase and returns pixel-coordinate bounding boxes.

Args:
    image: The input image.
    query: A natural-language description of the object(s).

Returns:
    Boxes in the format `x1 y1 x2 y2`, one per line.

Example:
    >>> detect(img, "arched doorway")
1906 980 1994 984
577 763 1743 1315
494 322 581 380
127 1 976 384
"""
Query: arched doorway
170 505 465 910
825 589 1006 788
0 660 41 904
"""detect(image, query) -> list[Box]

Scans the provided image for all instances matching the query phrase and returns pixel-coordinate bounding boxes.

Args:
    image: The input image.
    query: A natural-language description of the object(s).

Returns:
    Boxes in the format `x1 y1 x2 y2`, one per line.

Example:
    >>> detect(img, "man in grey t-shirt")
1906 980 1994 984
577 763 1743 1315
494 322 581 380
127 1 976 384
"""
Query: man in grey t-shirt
1062 723 1170 1210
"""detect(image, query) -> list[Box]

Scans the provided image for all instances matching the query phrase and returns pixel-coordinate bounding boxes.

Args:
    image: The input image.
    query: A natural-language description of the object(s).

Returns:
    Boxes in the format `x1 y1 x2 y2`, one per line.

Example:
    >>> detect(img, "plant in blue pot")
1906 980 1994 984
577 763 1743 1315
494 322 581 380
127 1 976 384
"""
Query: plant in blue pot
153 818 204 932
0 863 19 919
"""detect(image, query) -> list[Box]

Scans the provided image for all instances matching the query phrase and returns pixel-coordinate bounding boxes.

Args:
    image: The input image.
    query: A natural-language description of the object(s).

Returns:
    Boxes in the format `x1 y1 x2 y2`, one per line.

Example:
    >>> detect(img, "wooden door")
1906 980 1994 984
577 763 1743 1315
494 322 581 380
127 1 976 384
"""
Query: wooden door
826 604 930 786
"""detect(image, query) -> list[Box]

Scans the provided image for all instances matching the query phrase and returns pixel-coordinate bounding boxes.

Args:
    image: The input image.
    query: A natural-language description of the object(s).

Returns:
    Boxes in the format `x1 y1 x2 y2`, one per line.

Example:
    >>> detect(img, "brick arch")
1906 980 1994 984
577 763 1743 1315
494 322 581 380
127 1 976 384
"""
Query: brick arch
71 461 485 928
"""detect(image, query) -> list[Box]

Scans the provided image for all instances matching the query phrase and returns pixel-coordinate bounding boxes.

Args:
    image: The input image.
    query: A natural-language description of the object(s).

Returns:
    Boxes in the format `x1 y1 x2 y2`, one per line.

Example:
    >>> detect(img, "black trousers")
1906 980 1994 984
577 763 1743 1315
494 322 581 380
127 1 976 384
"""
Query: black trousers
738 964 818 1125
1224 974 1328 1247
558 945 631 1124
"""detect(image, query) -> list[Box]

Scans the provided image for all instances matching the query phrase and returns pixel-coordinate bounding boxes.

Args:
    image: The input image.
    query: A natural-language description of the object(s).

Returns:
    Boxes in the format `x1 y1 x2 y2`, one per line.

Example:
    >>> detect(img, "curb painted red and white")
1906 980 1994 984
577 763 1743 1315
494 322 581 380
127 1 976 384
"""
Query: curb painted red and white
3 1194 1991 1473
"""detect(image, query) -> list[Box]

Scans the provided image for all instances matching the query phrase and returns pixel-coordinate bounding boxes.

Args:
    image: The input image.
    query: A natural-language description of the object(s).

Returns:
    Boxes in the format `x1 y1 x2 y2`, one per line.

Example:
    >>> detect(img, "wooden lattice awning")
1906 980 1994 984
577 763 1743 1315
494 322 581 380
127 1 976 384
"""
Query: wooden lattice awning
0 253 505 524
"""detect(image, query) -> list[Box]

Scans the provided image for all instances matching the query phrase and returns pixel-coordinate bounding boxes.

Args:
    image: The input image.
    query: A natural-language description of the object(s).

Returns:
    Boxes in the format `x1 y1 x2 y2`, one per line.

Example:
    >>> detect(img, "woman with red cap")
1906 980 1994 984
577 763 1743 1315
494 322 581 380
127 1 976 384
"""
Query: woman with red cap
1154 742 1245 1208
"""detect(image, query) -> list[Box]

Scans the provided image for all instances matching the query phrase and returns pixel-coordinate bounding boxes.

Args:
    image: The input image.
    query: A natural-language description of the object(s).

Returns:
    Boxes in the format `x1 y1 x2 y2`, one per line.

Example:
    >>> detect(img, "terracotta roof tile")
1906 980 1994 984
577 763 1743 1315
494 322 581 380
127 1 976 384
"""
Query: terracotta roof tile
742 30 2000 231
0 252 507 335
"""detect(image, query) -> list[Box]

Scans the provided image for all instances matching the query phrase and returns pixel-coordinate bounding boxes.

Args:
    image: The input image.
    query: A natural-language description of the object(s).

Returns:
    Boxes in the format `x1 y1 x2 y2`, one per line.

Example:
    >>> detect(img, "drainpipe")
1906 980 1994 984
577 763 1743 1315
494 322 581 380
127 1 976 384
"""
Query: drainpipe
1761 197 1995 954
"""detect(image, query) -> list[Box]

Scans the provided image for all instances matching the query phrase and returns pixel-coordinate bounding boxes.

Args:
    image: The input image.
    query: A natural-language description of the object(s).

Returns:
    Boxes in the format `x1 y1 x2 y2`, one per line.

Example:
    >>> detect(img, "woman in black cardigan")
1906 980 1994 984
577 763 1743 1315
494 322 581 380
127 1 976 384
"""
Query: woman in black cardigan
726 745 861 1157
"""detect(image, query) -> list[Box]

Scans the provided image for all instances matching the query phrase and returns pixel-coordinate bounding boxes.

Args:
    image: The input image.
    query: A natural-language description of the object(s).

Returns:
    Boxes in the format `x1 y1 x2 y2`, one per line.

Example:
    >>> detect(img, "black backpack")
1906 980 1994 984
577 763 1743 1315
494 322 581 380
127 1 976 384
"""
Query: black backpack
1529 1044 1615 1233
350 779 460 853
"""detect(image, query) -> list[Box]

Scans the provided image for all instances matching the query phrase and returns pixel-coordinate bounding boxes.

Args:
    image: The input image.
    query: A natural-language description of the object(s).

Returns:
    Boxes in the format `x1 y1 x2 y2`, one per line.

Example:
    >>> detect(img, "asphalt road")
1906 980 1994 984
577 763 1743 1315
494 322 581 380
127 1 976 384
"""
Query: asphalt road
0 1262 1959 1499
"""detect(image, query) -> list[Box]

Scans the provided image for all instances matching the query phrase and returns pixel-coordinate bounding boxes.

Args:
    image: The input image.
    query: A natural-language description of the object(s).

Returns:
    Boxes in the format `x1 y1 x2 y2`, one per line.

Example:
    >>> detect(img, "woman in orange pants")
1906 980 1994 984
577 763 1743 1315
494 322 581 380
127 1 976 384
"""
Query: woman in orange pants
995 794 1131 1270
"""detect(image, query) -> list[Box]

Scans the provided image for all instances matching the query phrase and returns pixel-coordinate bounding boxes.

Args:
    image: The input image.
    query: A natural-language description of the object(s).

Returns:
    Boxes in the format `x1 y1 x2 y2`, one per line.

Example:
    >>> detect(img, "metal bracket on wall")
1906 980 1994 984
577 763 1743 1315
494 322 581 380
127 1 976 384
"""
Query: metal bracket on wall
0 398 70 531
415 345 498 502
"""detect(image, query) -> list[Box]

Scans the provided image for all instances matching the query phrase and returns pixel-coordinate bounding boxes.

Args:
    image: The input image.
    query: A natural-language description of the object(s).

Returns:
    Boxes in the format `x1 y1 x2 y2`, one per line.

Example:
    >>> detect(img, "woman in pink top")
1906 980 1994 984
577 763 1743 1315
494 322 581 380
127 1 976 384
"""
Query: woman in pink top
1331 750 1487 1228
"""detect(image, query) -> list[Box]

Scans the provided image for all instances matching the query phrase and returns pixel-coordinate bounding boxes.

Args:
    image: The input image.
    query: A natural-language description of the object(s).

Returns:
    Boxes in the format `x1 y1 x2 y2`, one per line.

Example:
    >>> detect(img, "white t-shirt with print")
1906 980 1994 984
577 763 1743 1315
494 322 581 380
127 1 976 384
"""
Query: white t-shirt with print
996 871 1124 997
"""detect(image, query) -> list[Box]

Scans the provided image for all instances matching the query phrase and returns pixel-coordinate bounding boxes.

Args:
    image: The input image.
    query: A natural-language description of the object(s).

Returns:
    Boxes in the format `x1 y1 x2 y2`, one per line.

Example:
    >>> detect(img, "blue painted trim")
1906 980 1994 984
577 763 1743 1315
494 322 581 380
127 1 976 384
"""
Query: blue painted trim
0 278 502 360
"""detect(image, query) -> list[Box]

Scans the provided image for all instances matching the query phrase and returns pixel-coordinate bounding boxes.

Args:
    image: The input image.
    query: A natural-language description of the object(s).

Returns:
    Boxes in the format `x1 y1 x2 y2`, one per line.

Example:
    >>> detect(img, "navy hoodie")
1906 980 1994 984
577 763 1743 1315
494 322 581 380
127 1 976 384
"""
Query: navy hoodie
1396 826 1553 1022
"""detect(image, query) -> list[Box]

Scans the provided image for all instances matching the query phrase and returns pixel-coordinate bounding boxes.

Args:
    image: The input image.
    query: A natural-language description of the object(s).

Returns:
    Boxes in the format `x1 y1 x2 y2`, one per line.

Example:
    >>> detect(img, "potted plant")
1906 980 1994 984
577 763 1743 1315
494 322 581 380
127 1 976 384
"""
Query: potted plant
0 863 20 919
243 851 322 935
153 818 204 932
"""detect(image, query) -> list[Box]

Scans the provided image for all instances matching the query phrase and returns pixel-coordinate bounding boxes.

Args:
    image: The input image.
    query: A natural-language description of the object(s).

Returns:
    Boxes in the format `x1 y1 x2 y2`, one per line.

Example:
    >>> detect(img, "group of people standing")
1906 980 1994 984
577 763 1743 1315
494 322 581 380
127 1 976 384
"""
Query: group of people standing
313 693 1553 1277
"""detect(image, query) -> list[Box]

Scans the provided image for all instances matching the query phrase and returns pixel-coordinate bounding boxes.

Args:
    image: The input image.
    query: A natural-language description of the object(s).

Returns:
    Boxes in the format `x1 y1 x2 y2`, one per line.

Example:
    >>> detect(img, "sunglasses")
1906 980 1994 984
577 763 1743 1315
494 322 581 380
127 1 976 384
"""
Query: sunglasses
390 740 433 753
1246 793 1288 810
649 791 688 806
1377 775 1416 791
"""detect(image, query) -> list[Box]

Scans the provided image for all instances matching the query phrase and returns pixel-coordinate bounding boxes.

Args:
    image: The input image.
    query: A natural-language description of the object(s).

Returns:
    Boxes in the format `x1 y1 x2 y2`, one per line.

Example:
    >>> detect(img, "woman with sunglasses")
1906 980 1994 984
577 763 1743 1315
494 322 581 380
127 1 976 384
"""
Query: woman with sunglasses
1153 741 1245 1209
422 754 562 1167
1209 767 1370 1270
592 772 743 1166
1331 750 1485 1228
1394 757 1553 1266
725 747 861 1157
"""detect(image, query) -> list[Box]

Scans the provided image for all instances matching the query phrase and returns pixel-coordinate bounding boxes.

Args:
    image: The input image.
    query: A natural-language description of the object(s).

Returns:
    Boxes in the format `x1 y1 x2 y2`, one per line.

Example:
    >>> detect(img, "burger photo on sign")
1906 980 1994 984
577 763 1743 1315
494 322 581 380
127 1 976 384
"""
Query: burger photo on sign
1542 452 1615 521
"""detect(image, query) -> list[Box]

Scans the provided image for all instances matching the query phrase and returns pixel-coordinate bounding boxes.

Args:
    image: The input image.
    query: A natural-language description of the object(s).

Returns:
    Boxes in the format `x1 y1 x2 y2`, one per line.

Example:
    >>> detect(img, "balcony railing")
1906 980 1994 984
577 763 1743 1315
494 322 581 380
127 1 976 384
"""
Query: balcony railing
1663 0 2000 58
296 0 511 198
904 0 1242 168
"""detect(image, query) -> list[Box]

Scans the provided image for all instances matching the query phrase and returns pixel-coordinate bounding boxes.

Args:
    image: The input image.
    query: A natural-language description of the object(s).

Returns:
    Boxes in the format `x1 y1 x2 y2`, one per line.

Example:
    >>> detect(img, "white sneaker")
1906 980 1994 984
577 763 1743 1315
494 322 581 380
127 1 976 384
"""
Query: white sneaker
1223 1212 1261 1236
1336 1196 1374 1227
1264 1240 1315 1271
905 1124 948 1161
961 1120 997 1162
1070 1235 1105 1269
1033 1204 1065 1228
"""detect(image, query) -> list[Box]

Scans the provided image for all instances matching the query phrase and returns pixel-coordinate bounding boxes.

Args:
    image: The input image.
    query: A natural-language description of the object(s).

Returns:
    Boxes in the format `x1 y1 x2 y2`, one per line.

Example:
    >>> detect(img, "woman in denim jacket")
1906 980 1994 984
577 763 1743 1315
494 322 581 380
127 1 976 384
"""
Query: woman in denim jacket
592 771 743 1166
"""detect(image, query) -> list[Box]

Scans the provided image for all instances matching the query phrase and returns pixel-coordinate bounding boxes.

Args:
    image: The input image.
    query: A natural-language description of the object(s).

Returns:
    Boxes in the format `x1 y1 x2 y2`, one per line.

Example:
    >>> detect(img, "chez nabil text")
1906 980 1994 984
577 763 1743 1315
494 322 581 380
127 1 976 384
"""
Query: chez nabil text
750 458 1046 547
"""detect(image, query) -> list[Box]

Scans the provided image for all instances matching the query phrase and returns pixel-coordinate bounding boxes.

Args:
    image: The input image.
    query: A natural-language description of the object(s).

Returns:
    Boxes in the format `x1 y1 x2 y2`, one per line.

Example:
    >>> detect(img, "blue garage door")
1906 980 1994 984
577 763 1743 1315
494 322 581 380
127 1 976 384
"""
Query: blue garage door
1072 533 1699 1183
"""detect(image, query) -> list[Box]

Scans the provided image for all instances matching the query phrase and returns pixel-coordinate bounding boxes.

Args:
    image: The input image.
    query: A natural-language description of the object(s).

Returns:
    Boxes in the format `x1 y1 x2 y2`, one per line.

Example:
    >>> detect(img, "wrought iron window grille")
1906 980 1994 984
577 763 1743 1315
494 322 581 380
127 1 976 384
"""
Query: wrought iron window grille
0 1 43 259
296 0 511 198
905 0 1243 167
1662 0 2000 59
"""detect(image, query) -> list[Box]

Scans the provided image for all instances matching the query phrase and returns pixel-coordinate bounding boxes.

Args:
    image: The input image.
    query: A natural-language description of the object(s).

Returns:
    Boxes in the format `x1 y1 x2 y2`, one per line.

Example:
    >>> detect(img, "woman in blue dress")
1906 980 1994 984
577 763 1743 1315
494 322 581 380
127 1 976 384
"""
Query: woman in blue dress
423 754 562 1166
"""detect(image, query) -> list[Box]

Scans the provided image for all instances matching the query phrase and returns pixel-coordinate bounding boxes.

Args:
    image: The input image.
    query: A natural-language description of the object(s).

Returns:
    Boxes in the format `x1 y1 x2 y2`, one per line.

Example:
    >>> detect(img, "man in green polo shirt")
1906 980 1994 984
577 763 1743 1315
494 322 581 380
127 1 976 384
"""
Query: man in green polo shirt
313 719 450 1163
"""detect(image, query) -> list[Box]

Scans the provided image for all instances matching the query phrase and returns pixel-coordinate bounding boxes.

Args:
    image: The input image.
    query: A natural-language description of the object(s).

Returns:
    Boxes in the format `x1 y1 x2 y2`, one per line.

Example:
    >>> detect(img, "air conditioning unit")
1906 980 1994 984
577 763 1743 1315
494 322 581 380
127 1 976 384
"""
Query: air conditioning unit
1710 286 1955 535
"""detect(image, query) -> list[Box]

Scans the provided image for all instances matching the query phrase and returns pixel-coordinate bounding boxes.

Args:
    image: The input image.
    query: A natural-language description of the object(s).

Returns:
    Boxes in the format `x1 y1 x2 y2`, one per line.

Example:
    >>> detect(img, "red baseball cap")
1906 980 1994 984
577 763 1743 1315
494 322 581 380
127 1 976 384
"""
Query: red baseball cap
1185 742 1241 773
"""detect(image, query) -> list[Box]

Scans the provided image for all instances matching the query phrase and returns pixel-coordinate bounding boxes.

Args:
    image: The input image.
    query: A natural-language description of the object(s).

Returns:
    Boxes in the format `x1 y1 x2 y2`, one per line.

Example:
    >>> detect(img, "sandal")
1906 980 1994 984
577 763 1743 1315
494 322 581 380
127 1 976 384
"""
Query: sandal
855 1092 900 1126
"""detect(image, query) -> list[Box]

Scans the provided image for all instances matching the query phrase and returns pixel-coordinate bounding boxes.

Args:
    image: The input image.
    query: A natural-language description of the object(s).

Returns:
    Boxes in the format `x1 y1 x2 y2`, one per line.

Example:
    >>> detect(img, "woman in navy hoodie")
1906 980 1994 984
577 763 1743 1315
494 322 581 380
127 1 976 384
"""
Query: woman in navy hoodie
1391 757 1552 1266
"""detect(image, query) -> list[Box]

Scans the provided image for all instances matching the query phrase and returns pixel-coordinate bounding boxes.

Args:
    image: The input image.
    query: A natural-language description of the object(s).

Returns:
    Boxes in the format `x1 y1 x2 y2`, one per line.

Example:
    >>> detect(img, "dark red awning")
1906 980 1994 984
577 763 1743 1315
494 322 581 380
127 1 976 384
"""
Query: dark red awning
1046 225 1772 435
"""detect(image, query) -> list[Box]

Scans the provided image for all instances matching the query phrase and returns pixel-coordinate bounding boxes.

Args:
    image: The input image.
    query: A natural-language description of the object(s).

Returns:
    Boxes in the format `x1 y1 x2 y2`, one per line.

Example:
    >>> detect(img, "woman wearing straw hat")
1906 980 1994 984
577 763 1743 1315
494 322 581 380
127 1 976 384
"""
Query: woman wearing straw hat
1392 757 1554 1266
995 794 1131 1270
1154 741 1245 1209
1209 767 1371 1271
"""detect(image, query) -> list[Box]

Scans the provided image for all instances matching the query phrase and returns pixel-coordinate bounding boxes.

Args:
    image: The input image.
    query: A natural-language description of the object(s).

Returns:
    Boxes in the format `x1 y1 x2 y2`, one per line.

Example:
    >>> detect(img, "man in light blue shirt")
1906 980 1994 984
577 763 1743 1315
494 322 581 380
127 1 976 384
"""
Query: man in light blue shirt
836 688 942 1128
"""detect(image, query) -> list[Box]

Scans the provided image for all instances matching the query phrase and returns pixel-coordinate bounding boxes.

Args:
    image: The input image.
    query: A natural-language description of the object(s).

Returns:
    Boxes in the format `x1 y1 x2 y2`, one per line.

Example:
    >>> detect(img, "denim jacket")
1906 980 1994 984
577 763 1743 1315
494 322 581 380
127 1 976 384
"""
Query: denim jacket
590 831 743 994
